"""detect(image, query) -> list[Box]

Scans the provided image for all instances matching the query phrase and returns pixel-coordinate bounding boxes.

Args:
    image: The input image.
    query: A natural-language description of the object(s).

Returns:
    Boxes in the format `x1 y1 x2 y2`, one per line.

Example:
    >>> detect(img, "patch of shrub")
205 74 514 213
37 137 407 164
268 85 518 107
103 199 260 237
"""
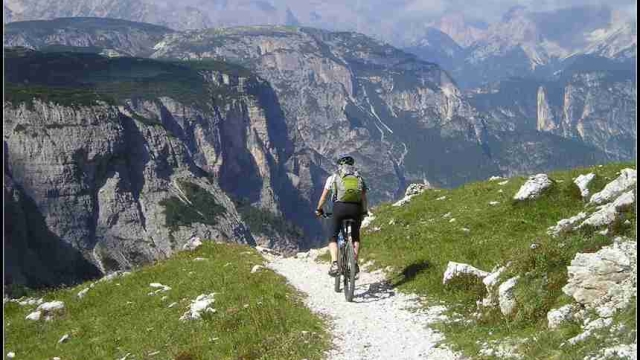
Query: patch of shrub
160 181 226 231
237 203 303 239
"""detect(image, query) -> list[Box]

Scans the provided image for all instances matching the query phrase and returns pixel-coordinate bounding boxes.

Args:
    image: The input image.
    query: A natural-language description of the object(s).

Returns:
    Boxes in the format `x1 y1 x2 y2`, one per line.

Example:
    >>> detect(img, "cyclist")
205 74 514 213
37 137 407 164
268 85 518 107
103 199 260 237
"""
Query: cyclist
315 154 369 277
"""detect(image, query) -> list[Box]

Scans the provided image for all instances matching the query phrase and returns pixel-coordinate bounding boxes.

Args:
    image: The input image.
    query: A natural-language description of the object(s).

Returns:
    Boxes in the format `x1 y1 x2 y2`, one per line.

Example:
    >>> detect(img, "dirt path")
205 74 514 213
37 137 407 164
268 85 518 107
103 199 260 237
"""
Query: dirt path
265 251 462 360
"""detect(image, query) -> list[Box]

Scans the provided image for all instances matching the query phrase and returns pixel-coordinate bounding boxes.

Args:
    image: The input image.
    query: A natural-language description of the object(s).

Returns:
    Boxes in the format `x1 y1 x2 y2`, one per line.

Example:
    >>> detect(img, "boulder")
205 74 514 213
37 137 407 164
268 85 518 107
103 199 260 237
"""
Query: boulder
573 173 596 199
498 276 519 316
589 168 636 205
562 240 636 312
481 265 506 307
442 261 489 285
579 191 635 228
25 311 42 321
251 265 264 273
405 182 433 197
37 301 65 313
513 174 552 201
547 304 576 329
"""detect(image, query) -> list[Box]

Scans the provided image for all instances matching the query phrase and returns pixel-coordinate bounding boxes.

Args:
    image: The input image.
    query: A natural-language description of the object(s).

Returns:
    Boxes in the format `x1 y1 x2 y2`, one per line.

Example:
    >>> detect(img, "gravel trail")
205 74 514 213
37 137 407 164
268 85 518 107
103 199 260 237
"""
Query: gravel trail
266 253 462 360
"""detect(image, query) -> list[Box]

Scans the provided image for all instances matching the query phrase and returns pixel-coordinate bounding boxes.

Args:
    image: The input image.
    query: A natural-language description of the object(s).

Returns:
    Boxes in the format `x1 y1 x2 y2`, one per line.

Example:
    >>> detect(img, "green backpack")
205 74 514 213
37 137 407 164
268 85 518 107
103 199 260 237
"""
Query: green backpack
332 165 364 203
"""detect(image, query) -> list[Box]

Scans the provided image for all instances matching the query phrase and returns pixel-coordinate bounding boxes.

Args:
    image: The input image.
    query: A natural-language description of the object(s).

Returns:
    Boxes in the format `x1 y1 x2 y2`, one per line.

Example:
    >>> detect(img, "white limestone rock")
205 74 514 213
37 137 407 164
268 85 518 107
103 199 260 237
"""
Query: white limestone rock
251 265 264 273
442 261 489 285
180 293 216 321
37 301 65 313
392 196 413 207
481 266 506 307
361 215 376 228
16 297 44 306
579 190 635 228
25 310 42 321
98 271 131 283
589 168 636 205
547 212 588 236
562 240 636 312
547 304 576 329
182 236 203 251
58 334 70 343
77 288 90 299
149 283 171 293
498 277 520 316
405 183 432 197
513 174 552 201
573 173 595 199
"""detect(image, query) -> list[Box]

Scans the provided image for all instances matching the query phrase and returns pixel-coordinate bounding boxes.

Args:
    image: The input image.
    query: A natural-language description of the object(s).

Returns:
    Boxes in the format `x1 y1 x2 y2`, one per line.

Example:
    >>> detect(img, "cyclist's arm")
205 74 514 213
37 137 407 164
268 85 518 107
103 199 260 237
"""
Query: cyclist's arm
316 188 330 211
361 189 368 214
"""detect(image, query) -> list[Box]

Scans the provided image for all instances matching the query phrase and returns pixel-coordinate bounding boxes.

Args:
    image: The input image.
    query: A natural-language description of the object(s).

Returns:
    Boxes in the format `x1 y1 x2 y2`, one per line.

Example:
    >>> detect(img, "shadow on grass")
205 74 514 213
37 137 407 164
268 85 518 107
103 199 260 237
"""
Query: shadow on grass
392 260 431 288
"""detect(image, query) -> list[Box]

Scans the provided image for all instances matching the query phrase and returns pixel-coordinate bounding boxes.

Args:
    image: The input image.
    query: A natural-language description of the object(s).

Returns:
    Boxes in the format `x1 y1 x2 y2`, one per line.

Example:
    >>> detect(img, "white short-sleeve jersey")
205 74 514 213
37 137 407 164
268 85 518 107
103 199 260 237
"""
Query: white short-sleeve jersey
324 174 337 191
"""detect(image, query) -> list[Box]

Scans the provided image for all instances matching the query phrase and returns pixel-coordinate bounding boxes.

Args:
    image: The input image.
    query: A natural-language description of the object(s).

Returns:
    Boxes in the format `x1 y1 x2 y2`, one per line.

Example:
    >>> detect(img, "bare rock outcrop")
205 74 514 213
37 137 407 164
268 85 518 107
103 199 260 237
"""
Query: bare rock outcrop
442 261 489 285
562 239 636 315
573 173 595 199
589 168 636 205
513 174 552 201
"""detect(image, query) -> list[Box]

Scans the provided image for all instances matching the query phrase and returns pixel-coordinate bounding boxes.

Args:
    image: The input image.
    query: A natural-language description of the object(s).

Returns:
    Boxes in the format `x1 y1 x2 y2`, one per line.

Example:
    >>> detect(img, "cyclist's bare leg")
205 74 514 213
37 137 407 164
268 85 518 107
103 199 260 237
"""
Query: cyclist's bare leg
329 237 338 262
353 241 360 262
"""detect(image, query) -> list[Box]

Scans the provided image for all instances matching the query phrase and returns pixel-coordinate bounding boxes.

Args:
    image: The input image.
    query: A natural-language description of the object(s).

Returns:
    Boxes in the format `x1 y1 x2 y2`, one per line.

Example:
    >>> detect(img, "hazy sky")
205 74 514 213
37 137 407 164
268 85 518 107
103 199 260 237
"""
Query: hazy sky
167 0 637 23
378 0 637 22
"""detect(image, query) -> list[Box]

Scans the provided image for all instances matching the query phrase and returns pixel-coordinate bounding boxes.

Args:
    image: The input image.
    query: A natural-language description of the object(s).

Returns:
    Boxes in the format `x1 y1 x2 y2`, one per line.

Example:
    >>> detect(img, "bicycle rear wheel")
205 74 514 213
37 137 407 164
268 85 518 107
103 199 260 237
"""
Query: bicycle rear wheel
343 238 356 302
334 245 341 293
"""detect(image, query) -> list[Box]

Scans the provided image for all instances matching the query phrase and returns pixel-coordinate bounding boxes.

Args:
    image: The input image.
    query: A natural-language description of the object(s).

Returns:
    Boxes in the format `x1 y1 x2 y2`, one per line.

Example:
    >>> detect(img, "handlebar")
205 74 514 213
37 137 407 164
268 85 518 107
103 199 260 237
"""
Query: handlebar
316 211 370 219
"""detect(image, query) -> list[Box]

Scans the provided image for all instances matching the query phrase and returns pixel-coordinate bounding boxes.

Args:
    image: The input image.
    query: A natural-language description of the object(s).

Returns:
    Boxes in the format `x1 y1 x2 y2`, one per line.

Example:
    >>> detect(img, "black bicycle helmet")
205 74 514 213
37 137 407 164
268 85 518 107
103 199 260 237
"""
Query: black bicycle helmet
336 154 354 165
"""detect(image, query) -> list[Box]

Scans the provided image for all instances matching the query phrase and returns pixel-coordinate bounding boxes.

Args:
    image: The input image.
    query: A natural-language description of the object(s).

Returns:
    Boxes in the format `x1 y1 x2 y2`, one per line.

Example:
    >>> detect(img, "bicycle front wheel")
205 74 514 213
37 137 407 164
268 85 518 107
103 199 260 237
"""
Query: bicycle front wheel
343 239 356 302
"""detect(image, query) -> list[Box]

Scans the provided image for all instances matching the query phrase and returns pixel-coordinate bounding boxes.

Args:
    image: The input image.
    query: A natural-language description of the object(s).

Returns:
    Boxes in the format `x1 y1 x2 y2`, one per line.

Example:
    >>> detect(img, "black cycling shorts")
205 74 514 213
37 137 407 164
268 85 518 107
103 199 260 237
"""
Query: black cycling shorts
329 202 362 242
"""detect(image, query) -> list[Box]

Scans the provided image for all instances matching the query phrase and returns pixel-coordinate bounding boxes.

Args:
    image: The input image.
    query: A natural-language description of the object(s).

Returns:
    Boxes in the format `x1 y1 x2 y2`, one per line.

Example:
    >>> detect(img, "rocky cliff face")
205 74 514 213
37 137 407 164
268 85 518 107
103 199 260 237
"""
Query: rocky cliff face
467 58 636 161
3 48 309 289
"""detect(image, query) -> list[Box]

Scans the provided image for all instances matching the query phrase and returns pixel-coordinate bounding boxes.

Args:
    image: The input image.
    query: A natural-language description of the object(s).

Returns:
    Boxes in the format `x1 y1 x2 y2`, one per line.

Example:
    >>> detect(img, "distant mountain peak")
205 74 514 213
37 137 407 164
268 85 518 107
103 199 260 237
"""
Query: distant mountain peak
501 5 527 22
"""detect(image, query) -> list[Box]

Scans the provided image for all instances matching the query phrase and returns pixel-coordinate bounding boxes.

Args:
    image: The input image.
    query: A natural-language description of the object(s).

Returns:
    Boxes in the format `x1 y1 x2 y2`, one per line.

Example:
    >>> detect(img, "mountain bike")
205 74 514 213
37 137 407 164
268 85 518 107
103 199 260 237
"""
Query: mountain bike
322 213 357 302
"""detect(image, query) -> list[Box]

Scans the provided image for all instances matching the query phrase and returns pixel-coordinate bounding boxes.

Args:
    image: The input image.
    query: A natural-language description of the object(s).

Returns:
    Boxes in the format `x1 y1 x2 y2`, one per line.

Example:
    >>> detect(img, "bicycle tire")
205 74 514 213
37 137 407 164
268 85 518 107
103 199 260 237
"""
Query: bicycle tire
343 232 356 302
334 244 341 293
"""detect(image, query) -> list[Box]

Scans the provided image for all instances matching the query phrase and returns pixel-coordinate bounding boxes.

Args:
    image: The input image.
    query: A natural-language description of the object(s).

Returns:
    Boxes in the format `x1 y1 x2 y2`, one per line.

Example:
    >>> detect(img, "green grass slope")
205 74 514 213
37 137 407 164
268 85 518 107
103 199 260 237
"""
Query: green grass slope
4 47 252 110
360 162 636 359
4 243 329 360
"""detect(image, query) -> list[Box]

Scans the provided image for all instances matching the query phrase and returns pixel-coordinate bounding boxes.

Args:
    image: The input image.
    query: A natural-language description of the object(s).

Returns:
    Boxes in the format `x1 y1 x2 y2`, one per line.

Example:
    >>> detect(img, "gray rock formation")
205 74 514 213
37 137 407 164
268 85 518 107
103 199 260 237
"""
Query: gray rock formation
4 90 263 288
513 174 552 200
498 276 519 316
442 261 489 285
562 239 636 313
590 168 637 205
547 304 576 329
